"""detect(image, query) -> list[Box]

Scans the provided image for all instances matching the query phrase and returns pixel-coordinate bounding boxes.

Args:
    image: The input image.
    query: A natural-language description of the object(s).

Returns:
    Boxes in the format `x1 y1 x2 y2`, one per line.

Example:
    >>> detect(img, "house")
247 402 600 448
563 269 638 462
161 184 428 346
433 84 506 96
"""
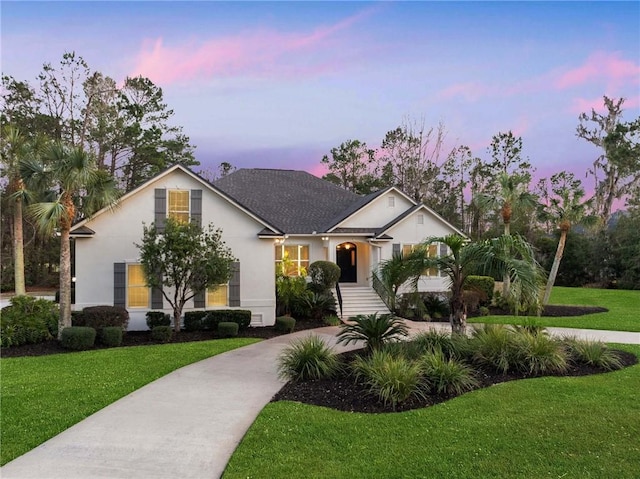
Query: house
70 165 465 330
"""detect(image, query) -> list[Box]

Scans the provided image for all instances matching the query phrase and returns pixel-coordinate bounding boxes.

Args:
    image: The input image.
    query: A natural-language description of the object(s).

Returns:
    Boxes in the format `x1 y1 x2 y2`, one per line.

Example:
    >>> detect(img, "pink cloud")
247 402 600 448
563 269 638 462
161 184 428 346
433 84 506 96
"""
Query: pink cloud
555 51 640 90
438 82 491 102
569 94 640 115
130 7 379 85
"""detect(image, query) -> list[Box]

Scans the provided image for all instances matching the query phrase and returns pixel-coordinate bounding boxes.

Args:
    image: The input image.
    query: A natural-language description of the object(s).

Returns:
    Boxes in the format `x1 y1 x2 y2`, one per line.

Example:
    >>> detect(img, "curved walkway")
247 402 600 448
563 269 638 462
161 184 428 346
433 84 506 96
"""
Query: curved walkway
2 323 638 479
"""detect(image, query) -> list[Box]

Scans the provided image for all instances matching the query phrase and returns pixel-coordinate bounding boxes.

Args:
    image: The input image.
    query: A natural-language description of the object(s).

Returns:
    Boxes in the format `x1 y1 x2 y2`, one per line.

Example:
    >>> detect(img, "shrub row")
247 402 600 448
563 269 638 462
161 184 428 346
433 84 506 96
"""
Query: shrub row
73 306 129 331
183 310 252 332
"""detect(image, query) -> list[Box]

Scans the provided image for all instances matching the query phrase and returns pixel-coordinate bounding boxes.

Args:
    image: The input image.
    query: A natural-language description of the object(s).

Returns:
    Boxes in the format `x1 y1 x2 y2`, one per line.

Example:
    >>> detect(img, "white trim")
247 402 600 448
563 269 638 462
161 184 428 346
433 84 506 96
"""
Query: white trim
378 204 467 238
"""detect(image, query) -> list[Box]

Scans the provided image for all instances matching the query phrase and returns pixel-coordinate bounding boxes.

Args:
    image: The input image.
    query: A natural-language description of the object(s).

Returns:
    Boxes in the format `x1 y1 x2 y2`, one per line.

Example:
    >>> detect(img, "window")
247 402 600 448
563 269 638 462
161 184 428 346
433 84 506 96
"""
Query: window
402 243 442 277
275 244 309 276
168 190 190 223
207 284 228 307
127 264 149 308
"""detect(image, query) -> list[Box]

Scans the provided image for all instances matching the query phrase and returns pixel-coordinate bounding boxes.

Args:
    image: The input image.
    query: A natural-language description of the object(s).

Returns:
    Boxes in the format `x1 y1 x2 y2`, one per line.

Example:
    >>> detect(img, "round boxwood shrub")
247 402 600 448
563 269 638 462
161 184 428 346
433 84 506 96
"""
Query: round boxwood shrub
60 326 97 351
218 321 239 338
276 316 296 333
146 311 171 330
308 261 341 293
151 325 173 343
99 326 123 347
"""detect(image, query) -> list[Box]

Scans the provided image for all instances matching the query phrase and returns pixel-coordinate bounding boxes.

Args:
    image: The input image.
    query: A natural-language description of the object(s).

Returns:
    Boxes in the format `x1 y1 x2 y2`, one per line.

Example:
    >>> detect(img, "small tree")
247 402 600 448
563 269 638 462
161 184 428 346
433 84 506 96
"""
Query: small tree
136 218 235 333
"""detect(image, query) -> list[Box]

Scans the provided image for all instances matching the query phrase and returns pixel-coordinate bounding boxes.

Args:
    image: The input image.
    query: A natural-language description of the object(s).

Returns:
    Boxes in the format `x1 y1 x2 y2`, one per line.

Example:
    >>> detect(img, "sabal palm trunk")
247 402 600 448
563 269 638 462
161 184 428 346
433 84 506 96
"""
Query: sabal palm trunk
502 220 511 297
58 227 73 338
13 196 26 296
542 230 567 305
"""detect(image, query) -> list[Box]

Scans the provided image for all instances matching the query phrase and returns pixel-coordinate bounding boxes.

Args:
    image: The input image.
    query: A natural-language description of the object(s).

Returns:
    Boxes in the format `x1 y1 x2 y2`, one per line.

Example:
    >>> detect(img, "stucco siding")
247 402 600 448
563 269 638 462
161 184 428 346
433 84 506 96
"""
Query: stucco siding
338 191 414 230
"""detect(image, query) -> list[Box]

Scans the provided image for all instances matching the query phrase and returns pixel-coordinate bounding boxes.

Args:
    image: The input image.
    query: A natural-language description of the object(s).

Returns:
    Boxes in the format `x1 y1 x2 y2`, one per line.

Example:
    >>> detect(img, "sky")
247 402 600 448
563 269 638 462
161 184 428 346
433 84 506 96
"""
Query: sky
2 1 639 185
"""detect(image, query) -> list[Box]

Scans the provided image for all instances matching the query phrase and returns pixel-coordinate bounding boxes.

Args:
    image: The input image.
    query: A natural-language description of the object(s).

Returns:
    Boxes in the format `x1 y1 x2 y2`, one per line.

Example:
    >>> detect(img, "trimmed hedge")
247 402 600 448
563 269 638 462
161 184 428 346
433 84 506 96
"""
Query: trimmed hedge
99 326 123 347
0 296 58 348
185 310 252 331
276 316 296 333
151 326 173 343
184 311 210 331
218 321 239 338
60 326 96 351
464 275 495 305
146 311 171 330
308 261 341 293
73 306 129 331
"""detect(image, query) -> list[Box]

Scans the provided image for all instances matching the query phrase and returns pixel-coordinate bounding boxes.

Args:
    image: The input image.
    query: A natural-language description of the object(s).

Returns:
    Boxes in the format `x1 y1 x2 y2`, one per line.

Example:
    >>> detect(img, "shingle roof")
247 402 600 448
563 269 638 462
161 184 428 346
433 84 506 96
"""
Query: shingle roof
213 169 362 234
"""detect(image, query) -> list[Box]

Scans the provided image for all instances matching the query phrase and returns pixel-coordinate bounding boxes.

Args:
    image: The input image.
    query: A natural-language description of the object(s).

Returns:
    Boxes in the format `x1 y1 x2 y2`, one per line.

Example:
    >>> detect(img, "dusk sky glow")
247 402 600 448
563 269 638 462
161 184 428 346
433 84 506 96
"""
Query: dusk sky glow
2 1 639 185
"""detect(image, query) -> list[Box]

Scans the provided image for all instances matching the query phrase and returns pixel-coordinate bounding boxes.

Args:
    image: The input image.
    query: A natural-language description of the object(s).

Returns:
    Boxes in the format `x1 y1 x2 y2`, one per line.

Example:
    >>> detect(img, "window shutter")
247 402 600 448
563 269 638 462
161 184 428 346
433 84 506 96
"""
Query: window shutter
229 262 241 307
114 263 126 308
191 189 202 227
194 290 205 308
151 271 164 309
392 243 401 257
439 243 448 257
155 189 166 232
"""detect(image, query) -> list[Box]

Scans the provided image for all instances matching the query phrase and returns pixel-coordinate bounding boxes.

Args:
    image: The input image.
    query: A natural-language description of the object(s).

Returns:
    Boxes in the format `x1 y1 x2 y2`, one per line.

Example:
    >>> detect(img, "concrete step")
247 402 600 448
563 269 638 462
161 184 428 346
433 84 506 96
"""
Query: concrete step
333 286 391 319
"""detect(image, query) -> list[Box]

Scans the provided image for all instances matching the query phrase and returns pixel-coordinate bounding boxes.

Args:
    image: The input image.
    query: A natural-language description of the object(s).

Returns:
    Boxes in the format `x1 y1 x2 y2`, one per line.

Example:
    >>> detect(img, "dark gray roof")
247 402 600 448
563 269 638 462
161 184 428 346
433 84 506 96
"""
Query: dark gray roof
214 169 363 234
323 187 392 231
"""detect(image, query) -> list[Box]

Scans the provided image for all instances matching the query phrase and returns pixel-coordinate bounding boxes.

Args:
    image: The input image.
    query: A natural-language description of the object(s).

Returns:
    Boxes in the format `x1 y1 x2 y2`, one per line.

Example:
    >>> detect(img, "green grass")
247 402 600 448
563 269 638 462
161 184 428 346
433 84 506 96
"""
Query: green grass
224 344 640 479
469 286 640 332
0 338 259 465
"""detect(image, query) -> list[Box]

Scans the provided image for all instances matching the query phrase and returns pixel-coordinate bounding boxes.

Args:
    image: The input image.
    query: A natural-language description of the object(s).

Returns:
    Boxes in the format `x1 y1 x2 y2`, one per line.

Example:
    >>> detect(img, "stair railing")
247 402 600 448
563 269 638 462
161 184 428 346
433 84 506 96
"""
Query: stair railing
371 270 395 313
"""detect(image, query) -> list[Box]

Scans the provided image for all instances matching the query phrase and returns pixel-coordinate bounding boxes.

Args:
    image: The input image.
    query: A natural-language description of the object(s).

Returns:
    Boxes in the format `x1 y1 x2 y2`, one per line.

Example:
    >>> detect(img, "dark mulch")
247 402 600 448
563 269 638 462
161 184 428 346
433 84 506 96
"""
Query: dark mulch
0 317 326 358
273 349 638 414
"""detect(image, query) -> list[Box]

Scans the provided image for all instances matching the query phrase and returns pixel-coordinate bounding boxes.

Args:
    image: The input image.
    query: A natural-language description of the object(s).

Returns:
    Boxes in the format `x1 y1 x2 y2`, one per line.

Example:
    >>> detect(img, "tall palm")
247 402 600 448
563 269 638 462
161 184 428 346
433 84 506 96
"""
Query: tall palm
541 180 596 305
22 143 120 337
474 172 538 295
407 234 544 334
375 251 413 313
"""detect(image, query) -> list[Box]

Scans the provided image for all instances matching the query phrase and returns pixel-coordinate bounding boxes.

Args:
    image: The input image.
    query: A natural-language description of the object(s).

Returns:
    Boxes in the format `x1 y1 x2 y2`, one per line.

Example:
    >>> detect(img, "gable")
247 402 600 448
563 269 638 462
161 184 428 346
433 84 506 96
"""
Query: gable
380 204 466 241
329 188 415 231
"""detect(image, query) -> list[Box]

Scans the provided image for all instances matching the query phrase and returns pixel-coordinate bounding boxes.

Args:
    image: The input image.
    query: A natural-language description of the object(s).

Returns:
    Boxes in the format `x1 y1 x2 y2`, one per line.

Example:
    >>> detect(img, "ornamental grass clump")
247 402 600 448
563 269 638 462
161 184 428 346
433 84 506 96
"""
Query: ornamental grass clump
419 349 479 396
337 313 408 351
470 324 518 374
513 329 568 375
278 335 342 381
563 338 623 371
352 349 424 409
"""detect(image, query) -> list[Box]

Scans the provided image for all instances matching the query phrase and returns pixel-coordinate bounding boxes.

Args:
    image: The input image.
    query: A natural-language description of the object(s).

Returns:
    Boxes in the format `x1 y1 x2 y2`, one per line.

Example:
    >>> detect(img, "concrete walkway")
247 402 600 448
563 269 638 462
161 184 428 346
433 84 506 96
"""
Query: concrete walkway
1 322 638 479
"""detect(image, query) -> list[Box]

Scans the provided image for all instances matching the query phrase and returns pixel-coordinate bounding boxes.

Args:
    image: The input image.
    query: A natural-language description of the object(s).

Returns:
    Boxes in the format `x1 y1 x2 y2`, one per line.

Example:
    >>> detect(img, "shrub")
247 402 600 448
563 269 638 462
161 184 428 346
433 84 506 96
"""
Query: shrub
464 275 494 305
218 321 239 338
337 313 408 351
99 326 123 347
76 306 129 331
298 291 337 320
205 310 252 331
60 326 96 351
479 306 490 316
278 335 342 381
0 296 58 347
276 275 308 316
411 330 471 360
352 349 424 409
151 325 173 343
323 315 341 326
513 330 567 375
563 338 623 370
276 316 296 333
146 311 171 330
420 349 479 396
308 261 341 293
470 324 518 374
183 311 209 331
423 294 450 318
462 290 481 314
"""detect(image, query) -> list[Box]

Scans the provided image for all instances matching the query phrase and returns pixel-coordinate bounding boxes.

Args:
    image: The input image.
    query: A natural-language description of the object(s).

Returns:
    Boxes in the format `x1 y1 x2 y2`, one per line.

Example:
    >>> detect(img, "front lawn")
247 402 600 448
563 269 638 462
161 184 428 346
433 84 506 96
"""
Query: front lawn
469 287 640 332
223 343 640 479
0 338 259 465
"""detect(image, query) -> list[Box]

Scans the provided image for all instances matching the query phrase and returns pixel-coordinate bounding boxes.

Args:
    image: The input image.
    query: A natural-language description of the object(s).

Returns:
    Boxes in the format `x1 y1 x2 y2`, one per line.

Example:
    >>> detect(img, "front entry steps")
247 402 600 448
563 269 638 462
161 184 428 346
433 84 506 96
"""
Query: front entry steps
334 285 391 320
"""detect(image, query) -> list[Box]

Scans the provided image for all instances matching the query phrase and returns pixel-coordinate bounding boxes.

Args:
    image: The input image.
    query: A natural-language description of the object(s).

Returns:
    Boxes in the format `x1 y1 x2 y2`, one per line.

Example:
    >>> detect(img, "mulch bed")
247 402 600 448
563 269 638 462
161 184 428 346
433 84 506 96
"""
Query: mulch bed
273 349 638 414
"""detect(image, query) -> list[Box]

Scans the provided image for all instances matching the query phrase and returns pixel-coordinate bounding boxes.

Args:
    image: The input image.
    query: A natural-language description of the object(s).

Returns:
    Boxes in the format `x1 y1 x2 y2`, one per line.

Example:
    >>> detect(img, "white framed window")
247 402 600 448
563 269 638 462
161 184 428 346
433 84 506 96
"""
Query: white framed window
402 243 444 277
275 244 309 276
207 284 228 307
127 264 149 308
168 190 190 223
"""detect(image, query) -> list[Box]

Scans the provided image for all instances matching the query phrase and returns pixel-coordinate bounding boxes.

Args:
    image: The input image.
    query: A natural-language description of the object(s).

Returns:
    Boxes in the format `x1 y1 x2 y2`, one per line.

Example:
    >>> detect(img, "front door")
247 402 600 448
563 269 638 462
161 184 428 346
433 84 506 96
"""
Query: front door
336 242 357 283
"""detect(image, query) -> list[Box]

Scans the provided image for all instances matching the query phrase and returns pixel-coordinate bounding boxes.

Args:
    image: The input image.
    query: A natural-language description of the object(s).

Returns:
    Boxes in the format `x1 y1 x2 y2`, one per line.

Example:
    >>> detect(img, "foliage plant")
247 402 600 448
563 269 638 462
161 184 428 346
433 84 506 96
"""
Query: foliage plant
275 316 296 333
136 217 236 333
278 335 342 381
352 349 425 409
337 313 409 351
0 296 58 347
470 324 519 374
151 326 173 343
563 338 623 371
323 315 342 326
217 322 239 338
419 349 479 396
74 305 129 331
60 326 96 351
98 326 123 347
146 311 171 330
275 274 307 317
512 330 568 375
308 261 341 293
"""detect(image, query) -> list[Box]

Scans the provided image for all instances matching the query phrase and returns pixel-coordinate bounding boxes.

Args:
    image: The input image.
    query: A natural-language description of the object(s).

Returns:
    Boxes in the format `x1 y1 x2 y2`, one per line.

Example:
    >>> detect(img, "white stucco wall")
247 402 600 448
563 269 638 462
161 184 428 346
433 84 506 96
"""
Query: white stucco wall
337 190 414 230
74 168 276 330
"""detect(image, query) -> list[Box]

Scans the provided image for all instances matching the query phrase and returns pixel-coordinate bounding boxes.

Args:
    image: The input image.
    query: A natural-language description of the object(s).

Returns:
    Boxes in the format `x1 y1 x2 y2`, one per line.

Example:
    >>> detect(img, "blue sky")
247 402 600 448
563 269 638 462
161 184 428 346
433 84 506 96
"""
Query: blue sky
2 1 639 181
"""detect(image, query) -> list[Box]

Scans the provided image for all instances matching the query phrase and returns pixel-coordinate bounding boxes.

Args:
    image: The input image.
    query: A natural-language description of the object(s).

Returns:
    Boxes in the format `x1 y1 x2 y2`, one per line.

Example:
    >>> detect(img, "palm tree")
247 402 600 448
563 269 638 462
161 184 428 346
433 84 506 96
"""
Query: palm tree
474 172 538 295
375 251 414 313
23 143 120 337
407 234 544 335
541 176 596 305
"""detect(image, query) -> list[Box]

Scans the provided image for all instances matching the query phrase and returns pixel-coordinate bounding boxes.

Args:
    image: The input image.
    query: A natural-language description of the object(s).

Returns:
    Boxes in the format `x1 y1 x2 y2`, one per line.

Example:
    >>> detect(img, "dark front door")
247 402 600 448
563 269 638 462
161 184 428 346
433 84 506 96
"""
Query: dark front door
336 243 357 283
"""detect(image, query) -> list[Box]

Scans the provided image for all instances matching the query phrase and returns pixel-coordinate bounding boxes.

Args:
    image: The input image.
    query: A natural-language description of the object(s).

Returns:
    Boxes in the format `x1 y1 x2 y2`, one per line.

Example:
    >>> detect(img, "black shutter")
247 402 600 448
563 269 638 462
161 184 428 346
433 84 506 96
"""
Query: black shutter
392 243 401 257
155 189 166 232
151 271 164 309
194 290 205 309
439 243 448 257
114 263 126 308
191 189 202 227
229 262 241 307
